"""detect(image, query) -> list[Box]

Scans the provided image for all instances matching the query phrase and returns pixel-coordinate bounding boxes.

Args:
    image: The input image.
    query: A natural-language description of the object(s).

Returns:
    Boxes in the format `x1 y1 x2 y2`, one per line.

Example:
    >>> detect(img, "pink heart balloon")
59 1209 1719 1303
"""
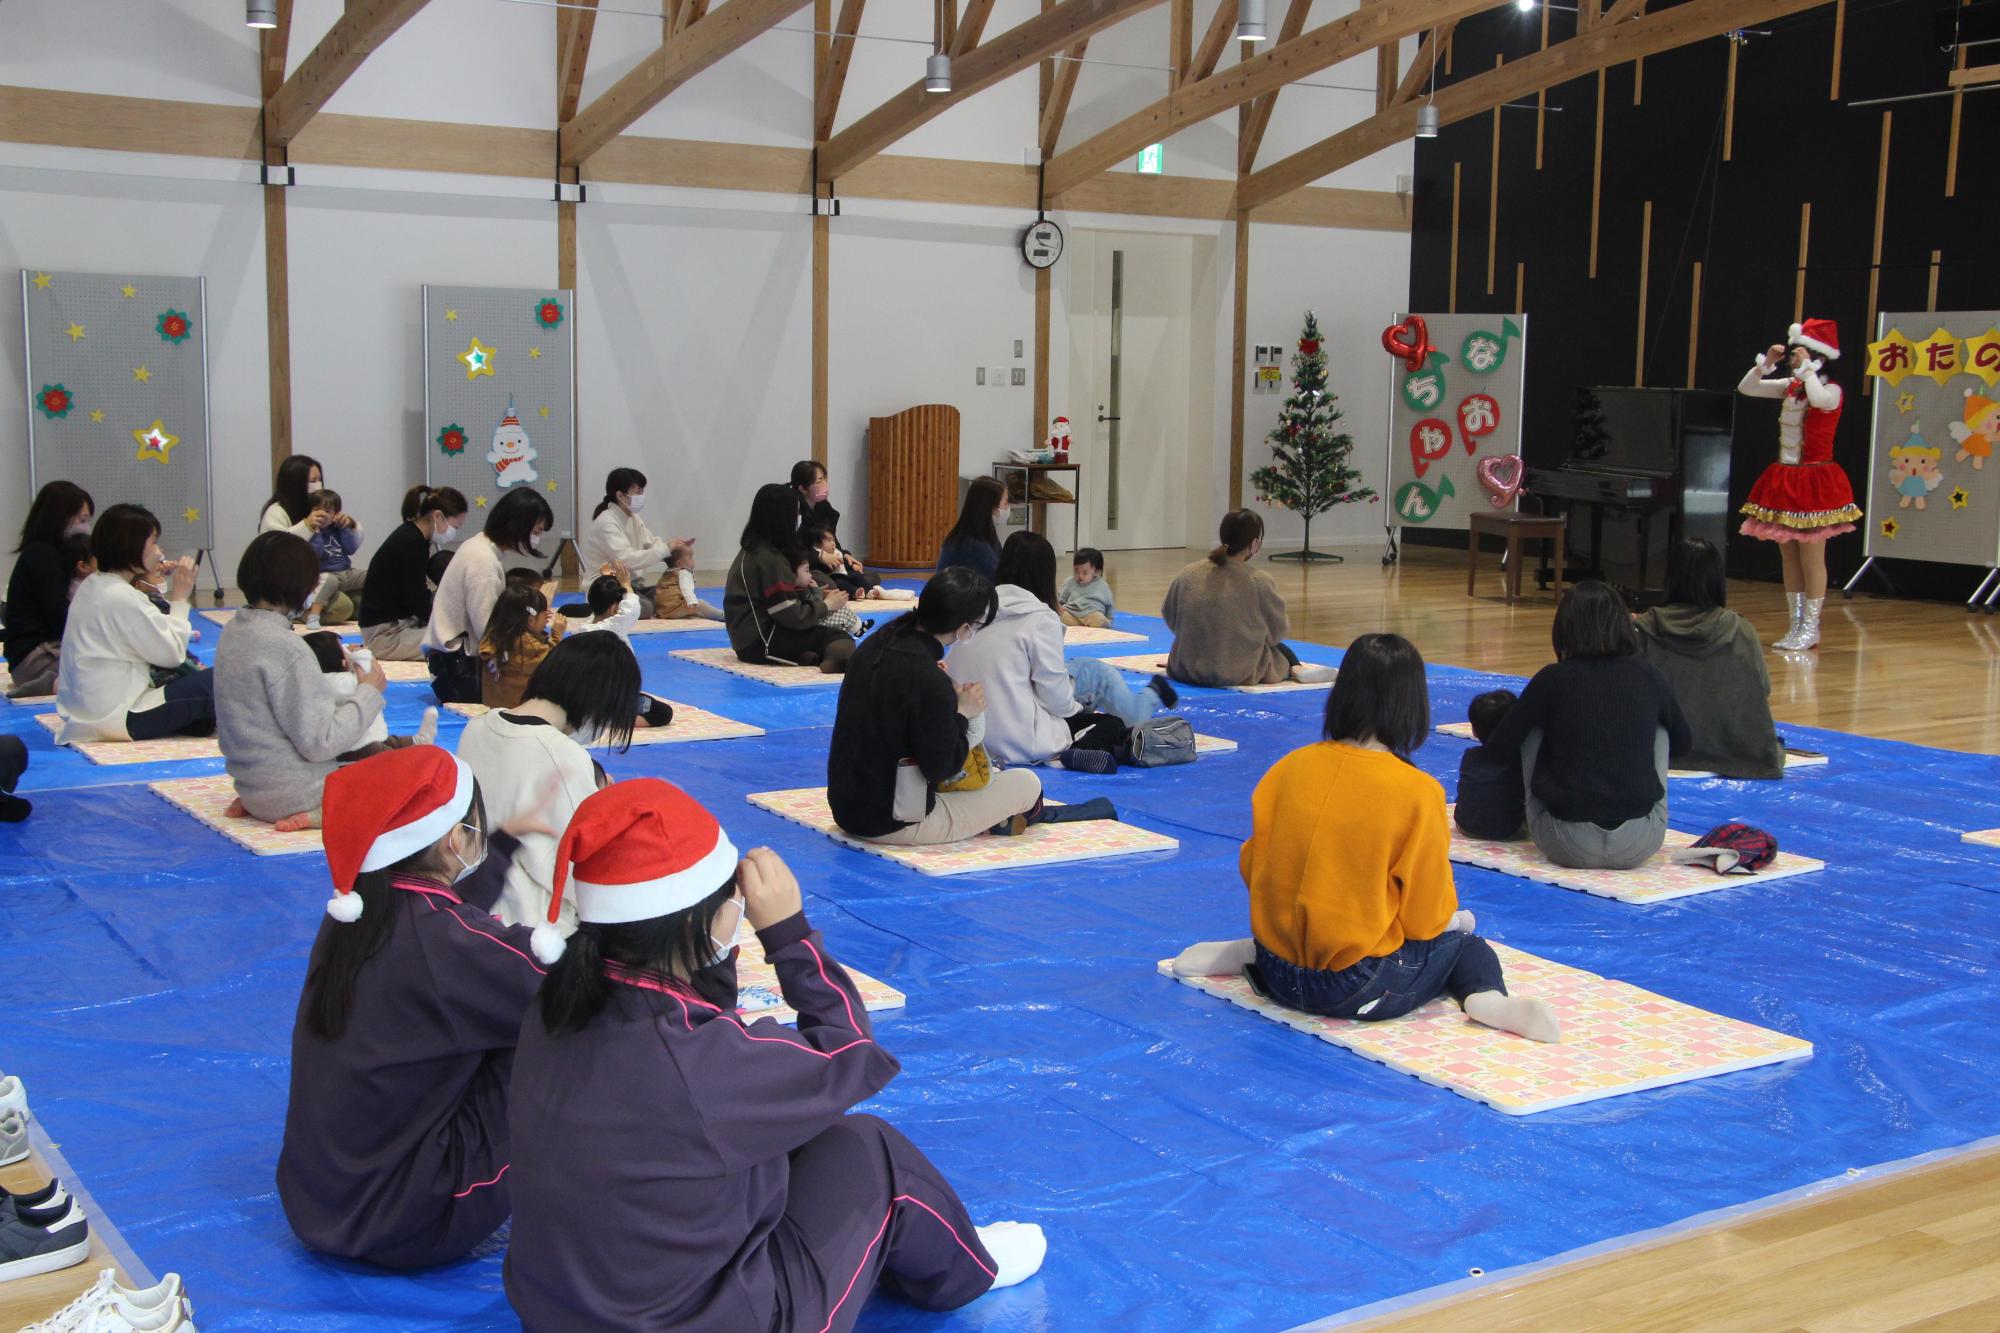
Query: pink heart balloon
1477 453 1524 509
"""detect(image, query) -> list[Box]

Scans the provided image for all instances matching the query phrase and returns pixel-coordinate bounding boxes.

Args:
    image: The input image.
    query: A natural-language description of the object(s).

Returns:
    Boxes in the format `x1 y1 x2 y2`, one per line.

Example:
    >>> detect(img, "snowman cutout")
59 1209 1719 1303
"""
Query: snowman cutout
488 396 539 488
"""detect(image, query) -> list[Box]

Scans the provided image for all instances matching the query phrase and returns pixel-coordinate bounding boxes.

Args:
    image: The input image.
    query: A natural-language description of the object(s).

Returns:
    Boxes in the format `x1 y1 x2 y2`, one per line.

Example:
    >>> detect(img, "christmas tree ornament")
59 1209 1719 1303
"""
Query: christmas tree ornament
155 309 192 344
36 384 75 419
488 396 539 488
1380 314 1434 373
1476 454 1525 509
1249 311 1376 562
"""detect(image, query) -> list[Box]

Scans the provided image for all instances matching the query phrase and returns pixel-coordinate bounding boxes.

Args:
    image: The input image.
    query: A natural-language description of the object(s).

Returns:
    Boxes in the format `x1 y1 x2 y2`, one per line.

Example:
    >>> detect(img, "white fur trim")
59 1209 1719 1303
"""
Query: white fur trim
530 923 566 965
326 893 364 923
1789 322 1839 360
573 834 740 925
358 757 476 873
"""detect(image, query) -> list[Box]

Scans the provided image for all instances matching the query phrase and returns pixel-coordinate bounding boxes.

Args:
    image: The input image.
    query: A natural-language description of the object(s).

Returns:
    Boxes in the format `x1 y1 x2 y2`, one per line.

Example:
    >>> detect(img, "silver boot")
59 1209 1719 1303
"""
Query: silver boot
1772 593 1808 650
1793 596 1825 650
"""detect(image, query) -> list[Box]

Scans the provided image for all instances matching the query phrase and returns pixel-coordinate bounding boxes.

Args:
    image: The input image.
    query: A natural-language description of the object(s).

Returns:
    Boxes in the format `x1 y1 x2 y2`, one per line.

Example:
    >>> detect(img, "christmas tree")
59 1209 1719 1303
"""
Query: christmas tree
1250 311 1375 562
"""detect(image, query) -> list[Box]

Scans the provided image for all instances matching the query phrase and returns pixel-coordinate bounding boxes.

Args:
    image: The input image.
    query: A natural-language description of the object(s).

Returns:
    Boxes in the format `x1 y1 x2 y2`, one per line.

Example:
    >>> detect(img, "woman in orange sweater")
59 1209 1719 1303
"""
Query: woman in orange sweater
1171 634 1559 1043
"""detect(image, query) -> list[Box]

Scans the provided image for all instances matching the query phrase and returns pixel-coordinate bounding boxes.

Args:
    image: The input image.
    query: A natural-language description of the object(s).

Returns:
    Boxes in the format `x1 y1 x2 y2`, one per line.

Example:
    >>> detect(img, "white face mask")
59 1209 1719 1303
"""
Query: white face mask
953 623 977 646
708 894 745 965
437 521 461 544
450 823 487 884
626 492 648 514
66 518 92 539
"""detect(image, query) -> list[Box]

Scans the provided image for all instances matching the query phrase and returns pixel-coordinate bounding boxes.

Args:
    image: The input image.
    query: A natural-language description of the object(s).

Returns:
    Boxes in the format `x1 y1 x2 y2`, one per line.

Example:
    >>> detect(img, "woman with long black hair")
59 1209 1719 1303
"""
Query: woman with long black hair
723 482 854 673
5 479 93 694
360 485 468 660
424 488 554 703
259 454 366 624
580 467 678 613
935 476 1007 582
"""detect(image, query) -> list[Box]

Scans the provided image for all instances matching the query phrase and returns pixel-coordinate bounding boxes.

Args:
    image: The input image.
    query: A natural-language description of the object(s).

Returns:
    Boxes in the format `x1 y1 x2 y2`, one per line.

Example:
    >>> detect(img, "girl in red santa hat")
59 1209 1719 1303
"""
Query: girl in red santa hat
1736 317 1863 650
504 778 1045 1332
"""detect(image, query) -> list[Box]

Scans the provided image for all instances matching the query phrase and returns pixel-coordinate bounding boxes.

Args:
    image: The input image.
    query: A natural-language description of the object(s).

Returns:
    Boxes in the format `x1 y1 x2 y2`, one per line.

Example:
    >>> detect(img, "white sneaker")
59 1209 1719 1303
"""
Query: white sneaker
0 1108 28 1167
0 1073 26 1119
21 1267 194 1332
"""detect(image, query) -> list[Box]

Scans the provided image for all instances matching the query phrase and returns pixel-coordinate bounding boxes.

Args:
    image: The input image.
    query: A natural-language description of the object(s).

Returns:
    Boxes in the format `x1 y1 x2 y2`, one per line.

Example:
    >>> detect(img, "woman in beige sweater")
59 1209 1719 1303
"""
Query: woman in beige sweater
1162 510 1340 688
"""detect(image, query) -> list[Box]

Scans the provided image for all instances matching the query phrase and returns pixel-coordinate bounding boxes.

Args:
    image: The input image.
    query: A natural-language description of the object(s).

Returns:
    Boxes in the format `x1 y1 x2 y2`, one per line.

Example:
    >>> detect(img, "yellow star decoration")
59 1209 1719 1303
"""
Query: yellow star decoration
1896 391 1916 415
183 506 201 524
474 495 489 508
31 273 51 290
444 310 459 322
65 322 85 342
133 365 152 383
528 347 542 359
1914 327 1964 387
538 404 551 419
89 409 105 424
545 480 559 493
460 338 495 380
133 419 179 465
120 284 137 299
1879 518 1899 541
1952 488 1971 510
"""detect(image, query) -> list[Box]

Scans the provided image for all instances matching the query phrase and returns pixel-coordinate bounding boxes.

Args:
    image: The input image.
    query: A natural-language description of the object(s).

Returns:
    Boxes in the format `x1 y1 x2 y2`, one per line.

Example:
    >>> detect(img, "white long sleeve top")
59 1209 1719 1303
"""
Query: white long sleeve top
579 506 669 583
423 532 507 657
56 572 195 741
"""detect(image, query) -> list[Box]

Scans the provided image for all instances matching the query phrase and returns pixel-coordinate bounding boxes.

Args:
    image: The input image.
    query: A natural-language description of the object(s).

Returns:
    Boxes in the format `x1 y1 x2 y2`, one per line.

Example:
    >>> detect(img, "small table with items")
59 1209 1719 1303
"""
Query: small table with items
990 460 1082 555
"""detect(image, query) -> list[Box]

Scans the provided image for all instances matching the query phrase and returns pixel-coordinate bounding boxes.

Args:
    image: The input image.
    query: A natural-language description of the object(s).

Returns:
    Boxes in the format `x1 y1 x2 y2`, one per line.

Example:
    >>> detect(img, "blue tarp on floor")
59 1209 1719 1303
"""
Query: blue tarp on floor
3 597 1999 1330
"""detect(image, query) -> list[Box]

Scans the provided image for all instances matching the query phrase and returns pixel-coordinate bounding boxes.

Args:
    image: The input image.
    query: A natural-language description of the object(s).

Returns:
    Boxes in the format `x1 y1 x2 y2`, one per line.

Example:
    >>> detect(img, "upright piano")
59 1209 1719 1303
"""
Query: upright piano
1526 387 1735 598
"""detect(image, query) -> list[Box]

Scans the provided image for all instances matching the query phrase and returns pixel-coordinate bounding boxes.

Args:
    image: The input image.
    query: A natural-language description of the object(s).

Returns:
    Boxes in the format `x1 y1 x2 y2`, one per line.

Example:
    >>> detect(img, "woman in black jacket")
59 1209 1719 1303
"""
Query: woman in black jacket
827 568 1043 846
358 486 469 660
5 480 94 694
724 483 855 673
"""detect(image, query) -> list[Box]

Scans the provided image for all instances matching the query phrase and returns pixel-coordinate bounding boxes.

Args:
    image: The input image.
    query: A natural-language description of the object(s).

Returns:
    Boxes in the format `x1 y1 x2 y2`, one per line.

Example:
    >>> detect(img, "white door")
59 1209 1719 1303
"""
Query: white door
1066 229 1194 551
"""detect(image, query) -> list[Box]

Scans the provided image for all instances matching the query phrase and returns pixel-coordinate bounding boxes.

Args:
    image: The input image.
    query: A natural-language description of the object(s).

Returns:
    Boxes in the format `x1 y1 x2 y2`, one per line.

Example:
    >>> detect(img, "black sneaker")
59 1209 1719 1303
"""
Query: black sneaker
0 1195 90 1283
1148 674 1179 710
1057 747 1118 775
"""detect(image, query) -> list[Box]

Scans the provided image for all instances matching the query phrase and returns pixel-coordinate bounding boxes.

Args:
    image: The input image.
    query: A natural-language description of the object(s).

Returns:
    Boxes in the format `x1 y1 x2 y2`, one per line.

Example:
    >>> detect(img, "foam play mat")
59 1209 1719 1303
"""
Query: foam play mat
1157 943 1813 1115
1193 734 1238 755
735 934 906 1026
1062 625 1147 645
670 646 843 687
1432 722 1830 779
379 659 433 683
626 617 727 634
1444 809 1826 904
747 787 1179 876
200 609 361 639
36 712 222 765
443 699 763 744
1962 829 2000 848
148 776 325 856
1095 653 1336 693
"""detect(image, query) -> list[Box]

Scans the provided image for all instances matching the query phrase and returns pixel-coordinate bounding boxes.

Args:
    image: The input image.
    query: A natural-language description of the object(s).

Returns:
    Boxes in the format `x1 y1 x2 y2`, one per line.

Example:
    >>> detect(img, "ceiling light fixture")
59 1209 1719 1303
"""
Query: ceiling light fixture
1516 0 1537 12
1235 0 1267 43
926 52 952 93
1415 25 1440 139
246 0 278 28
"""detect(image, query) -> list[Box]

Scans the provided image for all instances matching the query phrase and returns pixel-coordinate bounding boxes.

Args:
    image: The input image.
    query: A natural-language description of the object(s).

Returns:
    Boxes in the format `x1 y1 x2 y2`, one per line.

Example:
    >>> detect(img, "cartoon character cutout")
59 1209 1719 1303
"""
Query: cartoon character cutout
1889 425 1944 510
1046 415 1071 462
1950 389 1998 470
488 396 539 488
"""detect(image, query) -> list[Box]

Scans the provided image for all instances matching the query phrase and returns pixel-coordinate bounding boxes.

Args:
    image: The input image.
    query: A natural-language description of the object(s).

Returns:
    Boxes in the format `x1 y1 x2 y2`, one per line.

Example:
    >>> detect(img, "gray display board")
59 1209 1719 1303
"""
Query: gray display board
422 285 577 537
1383 312 1528 533
1860 310 2000 570
20 268 214 557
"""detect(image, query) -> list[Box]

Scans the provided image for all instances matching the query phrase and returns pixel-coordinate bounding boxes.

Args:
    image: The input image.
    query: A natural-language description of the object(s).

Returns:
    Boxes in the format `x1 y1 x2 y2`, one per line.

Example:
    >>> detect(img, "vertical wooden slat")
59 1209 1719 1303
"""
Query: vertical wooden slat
1535 1 1548 168
1634 199 1651 386
1448 161 1462 314
1229 212 1249 509
1722 38 1738 162
1376 40 1399 115
1515 260 1526 313
1486 53 1502 296
557 195 577 291
264 184 291 469
1588 71 1605 279
1829 0 1845 100
1864 109 1891 397
1170 0 1191 85
1686 258 1703 389
1947 44 1965 197
1927 249 1941 313
1632 0 1646 103
1792 201 1811 321
1444 28 1454 75
868 405 960 566
1033 265 1050 447
812 209 829 465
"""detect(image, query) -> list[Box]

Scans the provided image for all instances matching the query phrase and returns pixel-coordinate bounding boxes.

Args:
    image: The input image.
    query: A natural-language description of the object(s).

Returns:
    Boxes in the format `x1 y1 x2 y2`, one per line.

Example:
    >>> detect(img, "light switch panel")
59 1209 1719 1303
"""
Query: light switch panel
1013 339 1024 358
976 367 986 385
1010 367 1026 385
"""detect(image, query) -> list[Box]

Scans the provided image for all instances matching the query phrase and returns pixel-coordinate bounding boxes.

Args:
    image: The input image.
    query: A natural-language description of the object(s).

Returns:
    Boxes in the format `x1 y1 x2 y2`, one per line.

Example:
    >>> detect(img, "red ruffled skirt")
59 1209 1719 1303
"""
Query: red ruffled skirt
1739 460 1861 543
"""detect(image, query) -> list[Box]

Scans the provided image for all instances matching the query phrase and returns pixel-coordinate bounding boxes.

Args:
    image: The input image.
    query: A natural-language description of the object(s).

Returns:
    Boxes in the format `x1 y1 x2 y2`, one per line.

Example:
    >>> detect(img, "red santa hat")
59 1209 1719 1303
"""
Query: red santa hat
1789 318 1841 361
321 747 477 922
535 778 740 965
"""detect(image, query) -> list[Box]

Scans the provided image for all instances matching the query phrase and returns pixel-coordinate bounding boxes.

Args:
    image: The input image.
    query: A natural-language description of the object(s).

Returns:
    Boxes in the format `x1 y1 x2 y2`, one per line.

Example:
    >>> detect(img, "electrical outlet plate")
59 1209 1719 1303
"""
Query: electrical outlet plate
976 367 986 385
1011 367 1026 386
1013 339 1024 358
992 367 1006 386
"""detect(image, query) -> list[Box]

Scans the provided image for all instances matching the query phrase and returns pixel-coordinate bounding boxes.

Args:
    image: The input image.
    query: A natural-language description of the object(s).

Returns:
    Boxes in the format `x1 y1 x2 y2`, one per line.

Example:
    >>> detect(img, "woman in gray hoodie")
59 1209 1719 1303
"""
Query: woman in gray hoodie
1634 539 1786 780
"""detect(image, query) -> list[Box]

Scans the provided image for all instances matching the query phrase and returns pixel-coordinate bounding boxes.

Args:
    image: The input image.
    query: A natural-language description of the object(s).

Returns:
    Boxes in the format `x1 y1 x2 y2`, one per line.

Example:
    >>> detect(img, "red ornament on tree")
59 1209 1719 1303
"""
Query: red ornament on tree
1299 338 1320 356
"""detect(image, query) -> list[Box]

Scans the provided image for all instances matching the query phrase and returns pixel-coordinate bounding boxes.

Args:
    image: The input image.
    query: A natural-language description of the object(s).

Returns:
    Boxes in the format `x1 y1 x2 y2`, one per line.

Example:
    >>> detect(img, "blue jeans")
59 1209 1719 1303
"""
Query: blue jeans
1250 933 1506 1022
1069 656 1163 729
127 669 217 740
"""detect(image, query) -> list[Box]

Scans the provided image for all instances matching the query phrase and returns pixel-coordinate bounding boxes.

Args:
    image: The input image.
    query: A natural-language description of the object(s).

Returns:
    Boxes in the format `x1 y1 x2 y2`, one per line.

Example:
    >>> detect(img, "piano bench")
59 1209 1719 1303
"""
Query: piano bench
1466 512 1567 606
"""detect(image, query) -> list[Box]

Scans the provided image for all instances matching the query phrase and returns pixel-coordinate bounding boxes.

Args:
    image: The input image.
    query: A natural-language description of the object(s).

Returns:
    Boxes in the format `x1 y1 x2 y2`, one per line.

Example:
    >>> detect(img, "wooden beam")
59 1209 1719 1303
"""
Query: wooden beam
1392 21 1454 106
1229 213 1249 509
1535 2 1547 162
1033 265 1051 448
260 0 293 104
1863 109 1890 396
264 184 291 470
1630 0 1646 102
1828 0 1844 99
1686 258 1702 388
1375 39 1400 115
815 0 867 142
1188 0 1235 83
812 210 829 465
1947 44 1964 197
1947 62 2000 88
1793 200 1811 321
1588 70 1605 277
557 0 599 124
1448 161 1461 314
1171 0 1193 85
1238 0 1314 173
1486 54 1502 296
265 0 430 147
1722 35 1737 161
1634 198 1651 385
1049 0 1500 198
952 0 1000 58
1237 0 1827 211
1040 40 1088 158
1927 249 1941 313
821 0 1163 184
561 0 811 167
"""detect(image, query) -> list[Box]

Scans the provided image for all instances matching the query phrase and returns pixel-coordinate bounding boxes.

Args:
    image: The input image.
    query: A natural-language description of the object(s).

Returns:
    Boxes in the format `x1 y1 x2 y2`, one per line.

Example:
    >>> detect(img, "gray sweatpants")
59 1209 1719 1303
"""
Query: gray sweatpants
1522 727 1669 870
360 618 428 661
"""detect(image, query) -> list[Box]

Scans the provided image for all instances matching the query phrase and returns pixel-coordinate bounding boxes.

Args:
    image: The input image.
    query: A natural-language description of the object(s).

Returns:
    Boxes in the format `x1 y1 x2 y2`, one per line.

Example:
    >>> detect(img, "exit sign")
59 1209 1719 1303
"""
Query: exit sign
1136 143 1164 175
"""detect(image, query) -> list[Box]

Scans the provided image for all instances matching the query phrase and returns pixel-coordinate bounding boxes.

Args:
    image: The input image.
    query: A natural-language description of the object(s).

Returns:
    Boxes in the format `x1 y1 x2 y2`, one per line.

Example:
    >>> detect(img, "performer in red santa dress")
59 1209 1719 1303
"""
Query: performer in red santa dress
1736 317 1862 651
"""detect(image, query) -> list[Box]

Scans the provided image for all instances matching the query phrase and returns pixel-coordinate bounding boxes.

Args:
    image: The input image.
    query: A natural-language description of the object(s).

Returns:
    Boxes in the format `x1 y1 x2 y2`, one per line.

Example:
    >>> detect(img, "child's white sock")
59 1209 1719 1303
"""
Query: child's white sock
1290 663 1339 684
413 706 439 747
1448 909 1476 934
1170 938 1255 978
1463 991 1561 1043
975 1221 1046 1290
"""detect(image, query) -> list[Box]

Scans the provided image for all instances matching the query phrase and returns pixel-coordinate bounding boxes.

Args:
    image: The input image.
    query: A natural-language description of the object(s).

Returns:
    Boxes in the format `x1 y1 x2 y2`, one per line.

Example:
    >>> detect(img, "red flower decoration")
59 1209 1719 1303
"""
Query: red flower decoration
436 423 468 456
156 309 193 344
37 385 74 419
533 296 566 330
1299 338 1320 356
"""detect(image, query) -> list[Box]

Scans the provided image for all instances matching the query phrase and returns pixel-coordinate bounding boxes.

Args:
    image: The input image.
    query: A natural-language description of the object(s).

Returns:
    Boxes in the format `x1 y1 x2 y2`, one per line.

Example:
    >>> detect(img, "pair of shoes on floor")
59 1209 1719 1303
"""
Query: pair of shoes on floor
1 1101 32 1168
0 1071 28 1121
21 1266 198 1331
0 1186 89 1286
1056 747 1118 775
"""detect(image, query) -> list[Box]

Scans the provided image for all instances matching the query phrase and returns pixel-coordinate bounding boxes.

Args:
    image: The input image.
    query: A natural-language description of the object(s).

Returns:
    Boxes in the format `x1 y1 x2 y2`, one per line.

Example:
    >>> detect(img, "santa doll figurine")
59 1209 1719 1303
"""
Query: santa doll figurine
1046 416 1071 463
1736 318 1862 651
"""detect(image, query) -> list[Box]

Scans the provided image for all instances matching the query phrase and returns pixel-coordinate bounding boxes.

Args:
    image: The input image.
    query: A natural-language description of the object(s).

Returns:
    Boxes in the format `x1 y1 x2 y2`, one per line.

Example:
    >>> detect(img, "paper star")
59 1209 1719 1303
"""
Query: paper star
444 309 459 322
474 495 489 507
1879 518 1899 540
528 347 542 359
1896 391 1916 414
89 408 105 423
120 284 137 299
65 322 85 342
133 365 152 383
538 404 550 418
545 480 559 493
183 506 201 524
460 338 495 380
1952 488 1971 510
133 419 179 464
31 273 51 290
